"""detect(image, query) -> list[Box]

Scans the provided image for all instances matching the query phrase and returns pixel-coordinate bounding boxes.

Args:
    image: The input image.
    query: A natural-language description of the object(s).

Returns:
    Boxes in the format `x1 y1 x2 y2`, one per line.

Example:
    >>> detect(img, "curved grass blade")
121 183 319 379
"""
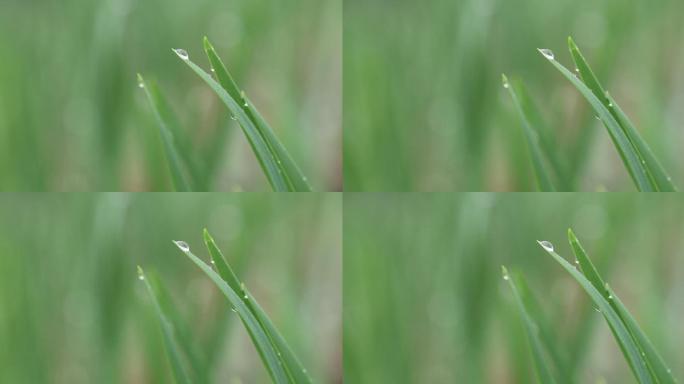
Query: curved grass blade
203 37 312 192
503 74 556 191
537 241 653 383
567 37 676 191
502 266 559 384
138 74 193 191
203 229 313 384
172 50 289 191
537 49 654 191
568 229 677 384
138 267 192 384
173 241 290 383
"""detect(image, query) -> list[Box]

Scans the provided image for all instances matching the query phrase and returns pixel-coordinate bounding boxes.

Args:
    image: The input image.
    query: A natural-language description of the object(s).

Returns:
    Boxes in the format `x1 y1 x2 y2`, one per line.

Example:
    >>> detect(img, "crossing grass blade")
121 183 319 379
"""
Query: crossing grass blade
137 74 194 191
202 37 312 192
538 48 654 191
174 239 296 384
172 49 290 192
538 240 654 383
568 229 677 384
503 74 557 191
137 267 193 384
502 266 560 384
567 37 676 192
202 229 313 384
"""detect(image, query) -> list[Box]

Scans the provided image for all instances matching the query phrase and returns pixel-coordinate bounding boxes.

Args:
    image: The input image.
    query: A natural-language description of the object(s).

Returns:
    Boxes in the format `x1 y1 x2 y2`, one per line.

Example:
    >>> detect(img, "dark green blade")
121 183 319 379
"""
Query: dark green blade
568 229 677 384
503 74 556 191
138 267 192 384
203 37 312 192
567 37 676 191
538 48 654 191
203 229 313 384
537 242 653 383
172 49 289 191
173 241 290 384
502 266 559 384
138 74 193 191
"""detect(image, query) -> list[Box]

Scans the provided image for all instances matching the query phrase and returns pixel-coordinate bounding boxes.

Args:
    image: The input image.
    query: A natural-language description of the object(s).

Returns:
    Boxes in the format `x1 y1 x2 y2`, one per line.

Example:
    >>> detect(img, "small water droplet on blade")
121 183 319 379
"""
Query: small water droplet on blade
608 102 613 107
538 48 555 60
501 265 509 280
138 275 144 280
210 67 215 72
173 48 189 60
575 67 579 72
173 240 190 252
537 240 554 252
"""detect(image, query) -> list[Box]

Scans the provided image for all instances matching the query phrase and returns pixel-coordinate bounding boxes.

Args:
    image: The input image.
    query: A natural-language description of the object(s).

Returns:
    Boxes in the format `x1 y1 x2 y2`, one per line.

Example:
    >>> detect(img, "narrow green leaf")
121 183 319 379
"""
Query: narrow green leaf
202 229 313 384
173 241 290 383
503 74 556 191
567 37 676 191
538 49 654 191
568 229 677 384
502 266 559 384
138 74 193 191
537 241 653 383
203 37 312 192
172 49 289 191
138 266 192 384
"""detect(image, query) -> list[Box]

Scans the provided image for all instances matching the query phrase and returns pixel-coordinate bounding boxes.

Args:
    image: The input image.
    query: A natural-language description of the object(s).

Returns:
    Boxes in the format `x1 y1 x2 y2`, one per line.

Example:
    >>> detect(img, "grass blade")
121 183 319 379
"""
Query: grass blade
137 74 194 191
202 229 313 384
538 48 654 191
503 74 557 191
202 37 312 192
537 240 653 383
172 49 290 191
138 267 192 384
173 241 290 383
502 266 560 384
567 37 676 191
568 229 677 384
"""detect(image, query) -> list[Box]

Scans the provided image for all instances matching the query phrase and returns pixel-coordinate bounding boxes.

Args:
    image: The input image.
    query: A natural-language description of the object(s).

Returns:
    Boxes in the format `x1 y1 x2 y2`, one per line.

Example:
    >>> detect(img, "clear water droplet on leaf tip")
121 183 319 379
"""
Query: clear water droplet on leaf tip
174 240 190 252
538 240 554 252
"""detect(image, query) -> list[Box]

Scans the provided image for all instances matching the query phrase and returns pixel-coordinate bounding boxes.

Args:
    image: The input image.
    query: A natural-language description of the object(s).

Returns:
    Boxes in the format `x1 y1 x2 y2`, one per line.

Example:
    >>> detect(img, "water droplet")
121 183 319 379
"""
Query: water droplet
641 160 646 165
537 240 554 252
575 259 579 264
608 102 613 107
137 266 145 280
138 82 144 89
608 294 613 299
501 74 510 89
538 48 555 60
173 240 190 252
575 67 580 72
243 102 248 107
210 259 215 264
138 275 144 280
173 48 189 60
501 265 509 280
210 67 215 72
243 294 248 299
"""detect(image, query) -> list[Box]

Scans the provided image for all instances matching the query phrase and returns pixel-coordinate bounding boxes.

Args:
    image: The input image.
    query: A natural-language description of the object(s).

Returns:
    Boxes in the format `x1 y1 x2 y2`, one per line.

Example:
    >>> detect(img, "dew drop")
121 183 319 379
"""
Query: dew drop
138 82 144 89
538 48 555 60
138 274 145 281
210 67 215 72
243 294 248 299
608 294 613 299
608 102 613 107
501 265 509 280
537 240 554 252
575 259 579 264
210 259 215 264
575 67 580 72
173 240 190 252
501 74 510 89
243 102 248 107
173 48 189 60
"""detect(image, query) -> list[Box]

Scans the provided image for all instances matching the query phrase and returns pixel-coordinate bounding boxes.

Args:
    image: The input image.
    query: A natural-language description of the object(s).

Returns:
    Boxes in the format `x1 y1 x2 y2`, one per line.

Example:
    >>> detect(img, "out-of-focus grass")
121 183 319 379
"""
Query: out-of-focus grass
0 193 341 383
0 0 341 191
343 0 684 191
344 193 684 382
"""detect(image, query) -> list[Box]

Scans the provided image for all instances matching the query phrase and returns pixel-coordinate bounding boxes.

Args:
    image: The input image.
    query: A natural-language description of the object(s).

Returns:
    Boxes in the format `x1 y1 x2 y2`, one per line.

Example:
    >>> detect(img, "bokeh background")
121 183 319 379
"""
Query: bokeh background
344 193 684 382
0 193 341 383
344 0 684 191
0 0 341 191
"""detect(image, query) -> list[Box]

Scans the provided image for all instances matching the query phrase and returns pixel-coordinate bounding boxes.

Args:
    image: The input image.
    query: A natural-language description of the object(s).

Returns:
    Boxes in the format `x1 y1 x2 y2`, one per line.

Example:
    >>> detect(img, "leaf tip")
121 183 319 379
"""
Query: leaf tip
136 265 145 280
501 265 509 279
203 36 212 51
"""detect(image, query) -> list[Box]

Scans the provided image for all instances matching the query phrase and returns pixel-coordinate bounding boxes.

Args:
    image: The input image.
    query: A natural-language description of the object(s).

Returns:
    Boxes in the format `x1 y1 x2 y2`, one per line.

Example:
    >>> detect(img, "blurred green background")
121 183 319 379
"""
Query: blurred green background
344 193 683 382
0 0 341 191
0 193 341 383
344 0 684 191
